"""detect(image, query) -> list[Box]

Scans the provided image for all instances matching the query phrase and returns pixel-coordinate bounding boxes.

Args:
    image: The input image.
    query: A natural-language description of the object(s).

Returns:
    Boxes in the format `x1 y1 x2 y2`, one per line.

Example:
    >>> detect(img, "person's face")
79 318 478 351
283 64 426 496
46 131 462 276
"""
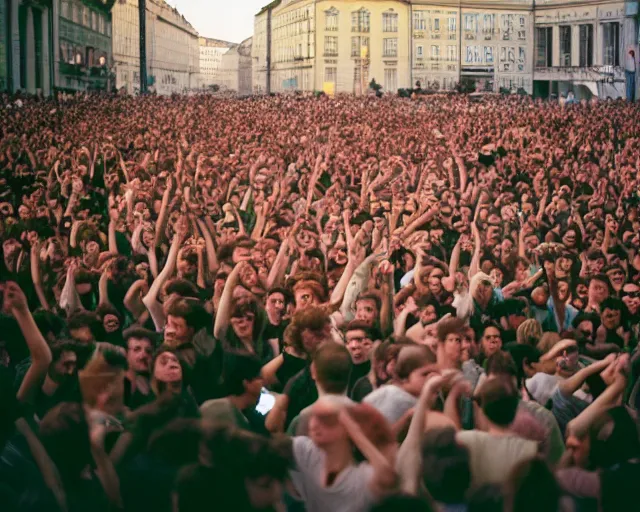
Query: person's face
244 375 264 404
127 338 153 374
296 229 316 250
230 311 255 339
164 315 193 345
515 262 529 282
232 246 252 264
294 286 320 310
576 320 594 342
403 364 438 397
501 239 514 257
461 328 478 362
563 229 577 248
576 283 588 298
420 305 437 325
428 269 444 294
402 252 415 271
355 298 378 326
265 292 286 323
557 281 570 302
103 313 120 334
490 268 504 287
525 234 539 251
481 327 502 357
430 229 443 245
153 351 182 383
50 350 77 383
601 307 621 330
70 326 94 344
588 279 609 305
606 267 626 291
178 258 196 278
442 332 462 364
142 230 154 248
301 324 330 355
622 284 640 315
565 427 591 468
474 280 493 306
345 329 373 365
240 264 258 289
245 475 283 511
308 407 348 448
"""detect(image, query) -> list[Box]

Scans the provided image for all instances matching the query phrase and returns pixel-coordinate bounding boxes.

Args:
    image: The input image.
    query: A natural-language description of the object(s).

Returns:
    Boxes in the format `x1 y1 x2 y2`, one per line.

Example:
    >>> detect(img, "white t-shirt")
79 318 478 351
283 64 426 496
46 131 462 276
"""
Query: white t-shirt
289 436 376 512
526 373 561 406
363 384 417 424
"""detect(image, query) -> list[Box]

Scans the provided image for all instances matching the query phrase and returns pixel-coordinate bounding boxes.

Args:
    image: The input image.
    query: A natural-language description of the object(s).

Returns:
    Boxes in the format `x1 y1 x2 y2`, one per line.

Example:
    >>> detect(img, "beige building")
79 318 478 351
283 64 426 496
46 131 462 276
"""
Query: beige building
218 37 254 95
533 0 638 100
112 0 200 95
199 37 236 90
254 0 638 98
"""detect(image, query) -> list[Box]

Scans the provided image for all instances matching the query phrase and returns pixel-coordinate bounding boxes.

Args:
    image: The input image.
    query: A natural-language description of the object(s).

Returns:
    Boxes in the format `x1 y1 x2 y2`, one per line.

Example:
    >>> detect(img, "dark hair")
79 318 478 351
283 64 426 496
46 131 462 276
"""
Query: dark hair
485 351 518 379
285 306 331 354
436 317 466 343
32 310 66 340
267 287 292 305
345 319 382 341
369 494 434 512
572 311 601 331
313 342 352 395
421 427 471 504
49 339 79 363
395 345 436 380
166 298 207 331
123 326 159 347
165 278 200 299
504 344 541 389
67 310 101 335
506 458 560 512
468 484 504 512
355 291 382 313
478 376 519 427
600 297 624 313
230 297 258 319
222 351 263 396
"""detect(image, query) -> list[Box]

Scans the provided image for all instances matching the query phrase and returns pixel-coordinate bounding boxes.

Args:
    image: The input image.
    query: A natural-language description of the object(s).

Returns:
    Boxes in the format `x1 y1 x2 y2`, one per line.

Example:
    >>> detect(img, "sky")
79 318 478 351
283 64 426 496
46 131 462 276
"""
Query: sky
165 0 267 44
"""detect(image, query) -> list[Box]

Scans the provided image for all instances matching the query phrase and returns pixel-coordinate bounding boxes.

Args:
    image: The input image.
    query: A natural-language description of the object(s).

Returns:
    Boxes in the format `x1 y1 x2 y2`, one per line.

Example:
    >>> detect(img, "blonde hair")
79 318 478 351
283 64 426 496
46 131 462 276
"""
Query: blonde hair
537 332 561 355
516 319 543 347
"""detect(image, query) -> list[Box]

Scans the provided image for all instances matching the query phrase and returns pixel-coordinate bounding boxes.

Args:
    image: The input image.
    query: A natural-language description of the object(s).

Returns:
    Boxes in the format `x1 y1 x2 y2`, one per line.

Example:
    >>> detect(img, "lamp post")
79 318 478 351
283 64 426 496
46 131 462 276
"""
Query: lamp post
139 0 147 94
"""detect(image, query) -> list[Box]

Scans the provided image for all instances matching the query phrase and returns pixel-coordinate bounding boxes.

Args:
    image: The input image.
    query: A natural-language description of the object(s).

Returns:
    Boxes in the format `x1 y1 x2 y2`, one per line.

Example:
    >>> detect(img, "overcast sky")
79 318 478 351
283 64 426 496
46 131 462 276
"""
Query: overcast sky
166 0 266 43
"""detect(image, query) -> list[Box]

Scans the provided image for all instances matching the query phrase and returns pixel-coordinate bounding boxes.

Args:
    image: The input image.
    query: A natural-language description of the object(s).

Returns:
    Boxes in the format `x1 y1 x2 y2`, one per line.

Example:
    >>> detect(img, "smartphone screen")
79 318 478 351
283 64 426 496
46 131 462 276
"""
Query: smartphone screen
255 388 276 416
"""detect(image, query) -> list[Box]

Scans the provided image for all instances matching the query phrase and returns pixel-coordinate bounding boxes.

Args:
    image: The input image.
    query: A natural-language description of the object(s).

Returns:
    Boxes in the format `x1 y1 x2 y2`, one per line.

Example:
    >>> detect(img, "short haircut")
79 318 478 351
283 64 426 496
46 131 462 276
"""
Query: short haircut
230 297 258 319
285 306 331 354
67 311 101 332
436 317 466 343
571 312 601 331
600 297 624 312
222 351 263 396
32 310 66 339
165 278 200 299
49 339 79 363
421 427 471 504
345 320 382 341
267 287 292 305
395 345 436 380
482 322 503 338
355 291 382 312
485 351 518 378
313 342 351 395
166 298 207 331
123 326 158 347
477 376 519 427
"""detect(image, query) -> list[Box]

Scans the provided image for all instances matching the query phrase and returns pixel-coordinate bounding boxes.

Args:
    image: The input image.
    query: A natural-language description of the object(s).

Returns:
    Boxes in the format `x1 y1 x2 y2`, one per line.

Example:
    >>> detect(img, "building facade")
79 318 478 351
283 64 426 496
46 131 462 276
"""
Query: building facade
198 36 235 90
254 0 639 98
111 0 199 95
533 0 638 100
217 36 253 95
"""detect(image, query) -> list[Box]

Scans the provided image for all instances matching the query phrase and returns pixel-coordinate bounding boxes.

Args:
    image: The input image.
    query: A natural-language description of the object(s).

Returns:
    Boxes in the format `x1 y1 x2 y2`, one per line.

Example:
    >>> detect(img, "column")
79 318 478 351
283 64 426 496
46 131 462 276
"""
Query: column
41 8 50 96
52 0 60 90
11 0 20 92
25 6 35 93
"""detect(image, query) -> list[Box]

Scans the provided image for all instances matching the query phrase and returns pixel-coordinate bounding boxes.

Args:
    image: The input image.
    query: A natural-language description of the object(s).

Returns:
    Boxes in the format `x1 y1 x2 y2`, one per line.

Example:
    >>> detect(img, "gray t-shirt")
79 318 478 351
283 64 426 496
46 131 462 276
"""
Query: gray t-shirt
289 436 376 512
363 384 417 424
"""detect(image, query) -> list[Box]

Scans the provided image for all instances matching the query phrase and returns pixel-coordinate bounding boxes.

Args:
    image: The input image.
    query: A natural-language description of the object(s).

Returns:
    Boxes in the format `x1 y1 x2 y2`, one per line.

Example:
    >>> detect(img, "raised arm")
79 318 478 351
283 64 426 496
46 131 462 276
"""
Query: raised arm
213 262 243 341
30 237 50 311
558 354 616 398
2 282 53 404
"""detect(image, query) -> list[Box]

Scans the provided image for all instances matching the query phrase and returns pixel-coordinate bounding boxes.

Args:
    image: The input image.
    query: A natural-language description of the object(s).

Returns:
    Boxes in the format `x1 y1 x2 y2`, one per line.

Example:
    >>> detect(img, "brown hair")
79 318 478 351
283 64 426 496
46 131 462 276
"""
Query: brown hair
395 345 437 380
313 342 352 395
285 306 331 354
436 317 466 343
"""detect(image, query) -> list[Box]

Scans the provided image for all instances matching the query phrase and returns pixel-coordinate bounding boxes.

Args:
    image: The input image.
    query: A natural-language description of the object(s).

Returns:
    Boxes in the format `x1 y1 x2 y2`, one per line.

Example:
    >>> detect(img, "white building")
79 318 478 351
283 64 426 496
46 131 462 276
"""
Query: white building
218 37 253 95
199 37 236 90
533 0 639 100
112 0 200 95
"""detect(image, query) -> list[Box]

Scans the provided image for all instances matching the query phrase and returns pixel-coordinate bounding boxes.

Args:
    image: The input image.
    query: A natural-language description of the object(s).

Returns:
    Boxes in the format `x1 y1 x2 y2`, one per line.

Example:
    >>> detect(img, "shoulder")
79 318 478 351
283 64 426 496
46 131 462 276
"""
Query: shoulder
292 436 322 471
200 398 232 419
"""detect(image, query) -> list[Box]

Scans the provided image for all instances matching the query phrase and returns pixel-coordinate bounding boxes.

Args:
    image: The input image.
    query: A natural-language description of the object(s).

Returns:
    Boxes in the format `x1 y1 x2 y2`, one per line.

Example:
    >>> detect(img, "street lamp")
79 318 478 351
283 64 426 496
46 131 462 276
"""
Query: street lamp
139 0 148 94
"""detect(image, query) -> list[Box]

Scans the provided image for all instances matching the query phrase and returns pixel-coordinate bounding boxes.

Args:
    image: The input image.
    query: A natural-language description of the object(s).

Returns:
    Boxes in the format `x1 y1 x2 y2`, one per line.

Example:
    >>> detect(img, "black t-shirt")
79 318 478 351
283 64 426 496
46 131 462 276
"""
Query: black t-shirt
274 351 307 393
263 319 290 354
350 376 374 403
348 361 371 396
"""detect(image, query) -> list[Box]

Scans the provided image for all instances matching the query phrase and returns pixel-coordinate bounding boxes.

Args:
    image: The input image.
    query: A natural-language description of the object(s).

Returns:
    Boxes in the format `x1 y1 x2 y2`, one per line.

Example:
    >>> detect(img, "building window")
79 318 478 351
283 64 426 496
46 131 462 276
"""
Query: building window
61 0 70 19
324 36 338 57
434 19 440 32
579 24 593 67
484 46 494 64
417 45 424 57
431 45 440 60
72 3 79 24
602 22 620 66
464 15 476 32
351 36 369 57
483 14 494 33
383 12 398 33
351 8 370 33
413 12 426 31
383 38 398 58
560 26 571 66
325 7 338 31
324 66 337 84
82 6 90 27
384 68 397 92
535 27 552 68
448 17 456 33
447 45 456 61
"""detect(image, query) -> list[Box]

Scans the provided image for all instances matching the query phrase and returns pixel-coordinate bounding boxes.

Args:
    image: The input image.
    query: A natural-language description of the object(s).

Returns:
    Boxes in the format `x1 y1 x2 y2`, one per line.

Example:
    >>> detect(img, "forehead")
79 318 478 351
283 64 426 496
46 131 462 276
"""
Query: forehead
484 327 500 337
356 298 377 308
268 292 285 301
128 337 152 348
346 329 367 339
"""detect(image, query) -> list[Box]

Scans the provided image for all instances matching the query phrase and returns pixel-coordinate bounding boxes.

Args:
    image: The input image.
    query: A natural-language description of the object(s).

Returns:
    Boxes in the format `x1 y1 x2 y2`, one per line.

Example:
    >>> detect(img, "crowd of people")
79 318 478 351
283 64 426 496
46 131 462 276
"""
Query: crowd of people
0 90 640 512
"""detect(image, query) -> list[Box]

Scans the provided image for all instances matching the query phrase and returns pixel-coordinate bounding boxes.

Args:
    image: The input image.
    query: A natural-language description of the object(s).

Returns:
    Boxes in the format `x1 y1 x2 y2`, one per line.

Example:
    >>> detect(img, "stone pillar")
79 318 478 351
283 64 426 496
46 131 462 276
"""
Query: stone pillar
25 6 35 93
52 0 59 90
41 7 50 96
10 0 20 92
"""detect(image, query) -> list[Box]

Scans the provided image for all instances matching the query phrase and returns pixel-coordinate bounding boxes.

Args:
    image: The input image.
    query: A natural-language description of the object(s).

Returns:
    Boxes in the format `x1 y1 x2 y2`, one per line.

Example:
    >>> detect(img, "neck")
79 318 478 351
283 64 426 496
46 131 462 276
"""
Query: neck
487 423 513 436
229 394 252 411
267 312 281 325
317 385 346 398
323 442 354 481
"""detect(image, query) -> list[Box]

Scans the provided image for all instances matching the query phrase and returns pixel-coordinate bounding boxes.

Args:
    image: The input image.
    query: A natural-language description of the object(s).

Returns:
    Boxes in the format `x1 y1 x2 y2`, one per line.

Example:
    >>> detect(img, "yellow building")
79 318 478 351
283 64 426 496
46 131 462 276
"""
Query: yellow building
253 0 638 97
254 0 412 94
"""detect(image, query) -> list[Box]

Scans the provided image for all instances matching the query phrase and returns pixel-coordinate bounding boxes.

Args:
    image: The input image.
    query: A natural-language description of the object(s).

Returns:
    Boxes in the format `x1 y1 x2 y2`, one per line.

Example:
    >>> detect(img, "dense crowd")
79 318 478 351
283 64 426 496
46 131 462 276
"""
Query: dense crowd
0 90 640 512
